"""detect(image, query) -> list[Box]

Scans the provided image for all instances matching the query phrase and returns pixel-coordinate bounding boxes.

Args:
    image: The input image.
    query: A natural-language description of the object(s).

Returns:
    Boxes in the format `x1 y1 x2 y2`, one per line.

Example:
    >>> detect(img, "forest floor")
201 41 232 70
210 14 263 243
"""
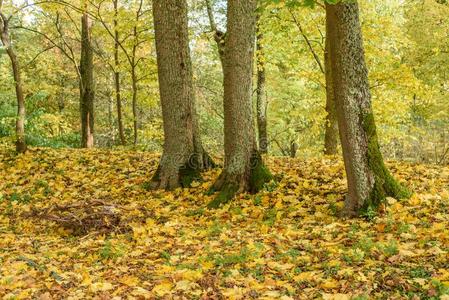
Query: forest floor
0 146 448 300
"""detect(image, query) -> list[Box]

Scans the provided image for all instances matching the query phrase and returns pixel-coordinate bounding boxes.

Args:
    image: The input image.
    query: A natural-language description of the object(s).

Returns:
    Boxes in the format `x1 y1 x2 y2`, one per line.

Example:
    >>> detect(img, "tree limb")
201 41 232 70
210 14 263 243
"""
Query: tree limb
288 9 324 74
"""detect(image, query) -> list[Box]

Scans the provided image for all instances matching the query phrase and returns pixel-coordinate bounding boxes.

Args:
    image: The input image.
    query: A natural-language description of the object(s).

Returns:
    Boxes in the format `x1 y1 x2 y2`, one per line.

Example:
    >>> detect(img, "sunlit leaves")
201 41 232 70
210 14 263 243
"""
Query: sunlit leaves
0 147 448 298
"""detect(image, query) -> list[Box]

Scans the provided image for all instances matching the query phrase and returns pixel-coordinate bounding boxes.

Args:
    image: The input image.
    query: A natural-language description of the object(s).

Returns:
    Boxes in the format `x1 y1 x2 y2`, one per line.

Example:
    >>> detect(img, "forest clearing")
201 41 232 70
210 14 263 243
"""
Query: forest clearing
0 147 448 299
1 0 449 298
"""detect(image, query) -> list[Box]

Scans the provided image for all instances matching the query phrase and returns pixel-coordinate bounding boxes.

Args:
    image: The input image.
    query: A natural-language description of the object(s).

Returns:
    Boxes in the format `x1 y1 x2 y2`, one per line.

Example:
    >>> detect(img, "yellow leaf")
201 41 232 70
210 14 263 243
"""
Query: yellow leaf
263 290 281 297
119 275 140 287
275 199 283 209
132 287 152 298
81 271 92 286
222 286 245 299
175 280 198 291
436 269 449 281
151 281 174 296
322 293 351 300
293 271 316 282
200 261 214 271
321 279 340 289
409 195 421 206
190 181 200 188
90 281 113 293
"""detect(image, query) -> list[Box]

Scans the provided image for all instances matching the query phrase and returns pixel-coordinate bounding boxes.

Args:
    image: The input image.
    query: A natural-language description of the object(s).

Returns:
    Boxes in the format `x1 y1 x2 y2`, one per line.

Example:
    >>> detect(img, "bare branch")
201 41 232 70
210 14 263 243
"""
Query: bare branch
25 45 55 67
14 25 81 81
288 9 324 74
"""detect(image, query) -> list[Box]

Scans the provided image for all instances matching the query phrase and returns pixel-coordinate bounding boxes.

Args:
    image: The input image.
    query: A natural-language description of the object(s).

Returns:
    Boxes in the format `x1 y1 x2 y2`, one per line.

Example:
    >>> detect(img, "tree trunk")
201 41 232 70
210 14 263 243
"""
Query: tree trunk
326 2 410 216
79 12 95 148
208 0 272 209
131 15 139 146
164 0 216 168
108 87 114 137
131 66 138 146
57 75 67 113
151 0 201 190
323 14 338 155
290 141 298 158
205 0 225 69
113 0 126 145
256 20 268 154
0 14 27 153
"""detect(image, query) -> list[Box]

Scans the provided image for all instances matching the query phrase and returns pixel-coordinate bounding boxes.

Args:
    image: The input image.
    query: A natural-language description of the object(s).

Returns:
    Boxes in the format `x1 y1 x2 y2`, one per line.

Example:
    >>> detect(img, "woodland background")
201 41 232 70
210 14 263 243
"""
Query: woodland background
1 0 449 299
0 0 447 163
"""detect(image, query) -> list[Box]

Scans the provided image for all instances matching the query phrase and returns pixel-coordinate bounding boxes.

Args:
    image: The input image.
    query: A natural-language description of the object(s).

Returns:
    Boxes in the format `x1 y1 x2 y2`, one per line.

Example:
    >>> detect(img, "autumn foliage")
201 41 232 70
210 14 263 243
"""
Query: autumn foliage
1 146 448 299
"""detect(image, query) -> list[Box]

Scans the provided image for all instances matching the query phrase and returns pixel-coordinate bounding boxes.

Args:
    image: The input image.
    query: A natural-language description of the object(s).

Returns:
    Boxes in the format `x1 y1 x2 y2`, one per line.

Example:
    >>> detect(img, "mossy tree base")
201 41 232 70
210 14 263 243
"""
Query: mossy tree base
348 112 411 216
149 155 201 191
365 113 410 209
207 151 272 209
15 139 27 154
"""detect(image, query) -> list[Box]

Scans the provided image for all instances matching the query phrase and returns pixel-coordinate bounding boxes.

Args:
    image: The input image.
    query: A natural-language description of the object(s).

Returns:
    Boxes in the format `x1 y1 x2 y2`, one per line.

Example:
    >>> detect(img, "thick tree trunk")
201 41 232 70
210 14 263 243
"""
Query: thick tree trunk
151 0 201 190
79 12 95 148
1 14 26 153
113 0 126 145
323 15 339 155
326 2 410 216
208 0 271 209
256 21 268 154
169 0 217 169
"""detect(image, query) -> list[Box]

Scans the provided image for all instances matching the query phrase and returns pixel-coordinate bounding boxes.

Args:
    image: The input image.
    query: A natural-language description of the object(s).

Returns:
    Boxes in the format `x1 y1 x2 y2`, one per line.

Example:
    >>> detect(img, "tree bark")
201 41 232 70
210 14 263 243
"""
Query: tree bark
79 12 95 148
326 2 410 216
201 0 230 168
323 12 339 155
151 0 201 190
205 0 225 68
131 65 138 146
107 86 114 136
131 6 139 146
256 20 268 154
113 0 126 145
208 0 272 209
0 12 27 153
290 141 298 158
163 0 216 168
